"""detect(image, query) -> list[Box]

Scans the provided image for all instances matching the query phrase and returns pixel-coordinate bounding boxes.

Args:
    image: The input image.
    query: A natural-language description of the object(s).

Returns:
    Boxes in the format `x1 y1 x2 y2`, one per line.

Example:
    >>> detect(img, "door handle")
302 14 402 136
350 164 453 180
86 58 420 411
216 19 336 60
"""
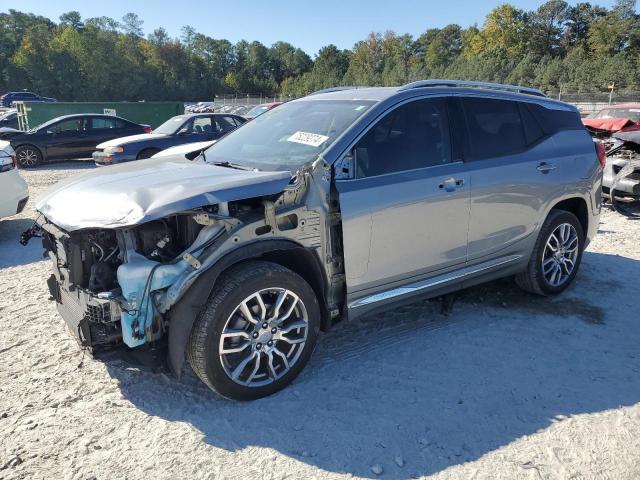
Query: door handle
537 162 556 173
439 177 464 192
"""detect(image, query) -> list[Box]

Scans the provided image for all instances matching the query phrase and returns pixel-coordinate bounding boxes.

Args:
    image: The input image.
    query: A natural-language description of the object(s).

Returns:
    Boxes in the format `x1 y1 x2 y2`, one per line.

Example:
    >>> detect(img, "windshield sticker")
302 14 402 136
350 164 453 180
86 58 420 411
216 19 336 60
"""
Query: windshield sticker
287 131 329 147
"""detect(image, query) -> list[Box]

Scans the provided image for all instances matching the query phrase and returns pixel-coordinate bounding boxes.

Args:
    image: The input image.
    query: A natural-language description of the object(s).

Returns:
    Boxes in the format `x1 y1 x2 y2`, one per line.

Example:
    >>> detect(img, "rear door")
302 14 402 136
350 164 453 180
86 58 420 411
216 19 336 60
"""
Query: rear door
459 96 569 260
88 116 131 150
336 97 470 296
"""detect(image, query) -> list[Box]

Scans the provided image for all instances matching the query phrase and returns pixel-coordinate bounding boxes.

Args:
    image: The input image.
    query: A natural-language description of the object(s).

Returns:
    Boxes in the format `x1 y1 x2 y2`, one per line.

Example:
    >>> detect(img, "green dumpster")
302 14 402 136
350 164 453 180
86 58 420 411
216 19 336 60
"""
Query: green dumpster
15 101 184 130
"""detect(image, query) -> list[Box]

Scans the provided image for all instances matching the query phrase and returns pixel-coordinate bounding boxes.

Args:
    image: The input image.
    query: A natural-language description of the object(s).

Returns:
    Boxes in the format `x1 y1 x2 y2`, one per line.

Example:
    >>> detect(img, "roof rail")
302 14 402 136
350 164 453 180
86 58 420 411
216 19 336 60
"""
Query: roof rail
399 80 546 97
308 86 360 96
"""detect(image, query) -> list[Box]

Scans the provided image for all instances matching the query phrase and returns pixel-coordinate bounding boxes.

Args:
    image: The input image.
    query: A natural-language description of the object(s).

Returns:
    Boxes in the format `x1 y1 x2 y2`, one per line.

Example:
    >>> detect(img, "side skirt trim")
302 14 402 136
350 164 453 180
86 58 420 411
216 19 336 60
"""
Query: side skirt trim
348 254 523 309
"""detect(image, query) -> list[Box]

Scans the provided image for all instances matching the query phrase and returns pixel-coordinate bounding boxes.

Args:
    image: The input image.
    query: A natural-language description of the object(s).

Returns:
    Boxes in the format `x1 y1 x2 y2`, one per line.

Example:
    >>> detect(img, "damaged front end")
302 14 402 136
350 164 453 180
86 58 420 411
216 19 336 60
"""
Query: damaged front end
24 157 342 364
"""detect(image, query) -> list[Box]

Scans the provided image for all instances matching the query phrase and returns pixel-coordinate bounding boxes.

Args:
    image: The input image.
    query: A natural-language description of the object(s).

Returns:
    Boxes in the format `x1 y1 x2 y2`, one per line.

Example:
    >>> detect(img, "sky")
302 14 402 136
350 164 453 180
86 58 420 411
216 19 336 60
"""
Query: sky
7 0 620 56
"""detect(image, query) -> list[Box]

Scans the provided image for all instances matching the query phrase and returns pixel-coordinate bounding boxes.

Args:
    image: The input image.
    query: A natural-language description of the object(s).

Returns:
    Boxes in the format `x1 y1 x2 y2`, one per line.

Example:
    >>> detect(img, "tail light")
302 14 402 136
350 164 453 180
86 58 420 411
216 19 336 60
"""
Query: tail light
144 127 152 134
595 142 606 168
0 155 16 172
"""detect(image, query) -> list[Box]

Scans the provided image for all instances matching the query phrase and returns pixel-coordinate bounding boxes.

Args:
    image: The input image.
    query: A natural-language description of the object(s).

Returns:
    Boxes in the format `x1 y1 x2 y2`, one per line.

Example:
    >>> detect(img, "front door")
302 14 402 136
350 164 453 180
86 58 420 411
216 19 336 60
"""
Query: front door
44 117 93 159
335 97 470 298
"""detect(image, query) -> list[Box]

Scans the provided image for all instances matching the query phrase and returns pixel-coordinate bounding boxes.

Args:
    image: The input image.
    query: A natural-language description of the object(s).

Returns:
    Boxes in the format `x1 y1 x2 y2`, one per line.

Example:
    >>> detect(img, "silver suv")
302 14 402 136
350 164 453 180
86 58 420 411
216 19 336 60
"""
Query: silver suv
25 80 603 400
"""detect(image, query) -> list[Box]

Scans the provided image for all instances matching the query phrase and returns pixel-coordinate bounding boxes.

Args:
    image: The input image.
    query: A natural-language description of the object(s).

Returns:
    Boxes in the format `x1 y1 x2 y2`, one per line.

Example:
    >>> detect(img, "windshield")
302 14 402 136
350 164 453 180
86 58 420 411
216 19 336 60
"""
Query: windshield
0 110 15 121
245 105 270 118
204 100 375 171
594 108 640 122
153 115 188 135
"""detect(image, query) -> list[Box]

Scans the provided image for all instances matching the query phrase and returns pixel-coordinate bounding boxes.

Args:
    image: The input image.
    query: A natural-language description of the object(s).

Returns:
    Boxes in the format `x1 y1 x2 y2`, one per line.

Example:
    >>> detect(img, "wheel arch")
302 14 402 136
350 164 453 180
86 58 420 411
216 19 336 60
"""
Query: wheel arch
136 147 162 159
548 196 589 238
166 239 329 377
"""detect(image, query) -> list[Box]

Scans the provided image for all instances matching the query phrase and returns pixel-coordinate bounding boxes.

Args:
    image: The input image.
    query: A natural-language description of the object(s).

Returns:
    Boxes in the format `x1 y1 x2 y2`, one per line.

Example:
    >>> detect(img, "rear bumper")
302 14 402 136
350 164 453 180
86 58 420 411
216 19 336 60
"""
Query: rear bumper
47 274 123 350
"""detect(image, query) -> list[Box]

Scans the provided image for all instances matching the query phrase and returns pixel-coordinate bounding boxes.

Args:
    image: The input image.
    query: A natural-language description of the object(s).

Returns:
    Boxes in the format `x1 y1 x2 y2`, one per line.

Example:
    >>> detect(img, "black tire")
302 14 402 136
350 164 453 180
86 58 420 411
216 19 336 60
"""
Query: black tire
15 145 43 168
516 209 585 296
136 148 160 160
187 261 321 400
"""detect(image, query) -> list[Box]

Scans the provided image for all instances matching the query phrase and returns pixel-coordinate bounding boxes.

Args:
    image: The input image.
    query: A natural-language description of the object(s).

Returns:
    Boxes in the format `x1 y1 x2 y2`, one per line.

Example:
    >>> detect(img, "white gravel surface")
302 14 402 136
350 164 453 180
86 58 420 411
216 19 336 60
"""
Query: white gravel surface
1 163 639 480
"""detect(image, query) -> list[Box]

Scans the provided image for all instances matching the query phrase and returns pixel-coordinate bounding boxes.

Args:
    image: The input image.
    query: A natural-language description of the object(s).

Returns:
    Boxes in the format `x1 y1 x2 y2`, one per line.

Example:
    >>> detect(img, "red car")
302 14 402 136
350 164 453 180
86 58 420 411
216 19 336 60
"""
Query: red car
582 103 640 137
242 102 282 120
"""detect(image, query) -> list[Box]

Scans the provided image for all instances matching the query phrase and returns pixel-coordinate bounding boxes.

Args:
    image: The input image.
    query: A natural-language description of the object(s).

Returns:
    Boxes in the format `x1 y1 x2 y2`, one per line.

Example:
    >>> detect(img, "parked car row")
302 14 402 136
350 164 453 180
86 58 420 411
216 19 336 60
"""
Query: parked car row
1 111 245 167
185 101 282 119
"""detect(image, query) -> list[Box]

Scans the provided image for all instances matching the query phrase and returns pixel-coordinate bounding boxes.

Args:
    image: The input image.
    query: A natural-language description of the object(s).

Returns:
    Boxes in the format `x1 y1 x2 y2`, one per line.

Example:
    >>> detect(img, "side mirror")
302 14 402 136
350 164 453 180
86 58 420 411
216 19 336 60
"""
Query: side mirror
334 149 355 180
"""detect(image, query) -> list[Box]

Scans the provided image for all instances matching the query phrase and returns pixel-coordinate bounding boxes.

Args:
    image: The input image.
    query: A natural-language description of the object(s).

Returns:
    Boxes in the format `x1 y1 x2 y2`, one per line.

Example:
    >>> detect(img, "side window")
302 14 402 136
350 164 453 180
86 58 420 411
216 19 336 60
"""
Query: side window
526 102 584 134
217 116 238 132
52 118 88 133
461 98 526 160
91 117 118 129
354 98 451 178
518 102 545 145
192 117 213 134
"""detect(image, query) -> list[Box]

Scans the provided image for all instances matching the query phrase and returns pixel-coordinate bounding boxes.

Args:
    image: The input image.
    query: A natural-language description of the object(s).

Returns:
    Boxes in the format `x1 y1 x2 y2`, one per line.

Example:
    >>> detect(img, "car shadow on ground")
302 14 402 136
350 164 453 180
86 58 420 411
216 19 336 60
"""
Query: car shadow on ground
0 217 44 268
102 251 640 478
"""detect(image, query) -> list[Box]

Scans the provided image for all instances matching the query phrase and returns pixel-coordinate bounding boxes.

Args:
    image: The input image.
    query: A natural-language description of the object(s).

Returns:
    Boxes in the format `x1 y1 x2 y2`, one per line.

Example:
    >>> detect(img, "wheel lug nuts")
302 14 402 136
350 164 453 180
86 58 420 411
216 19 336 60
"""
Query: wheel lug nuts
271 327 277 334
256 343 262 349
267 340 273 347
252 332 259 338
262 322 268 329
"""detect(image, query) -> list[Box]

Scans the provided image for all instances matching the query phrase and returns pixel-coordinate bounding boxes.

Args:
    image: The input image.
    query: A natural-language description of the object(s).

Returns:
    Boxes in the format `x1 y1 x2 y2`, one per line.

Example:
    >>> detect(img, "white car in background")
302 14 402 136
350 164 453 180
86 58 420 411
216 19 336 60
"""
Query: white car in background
152 140 217 160
0 141 29 220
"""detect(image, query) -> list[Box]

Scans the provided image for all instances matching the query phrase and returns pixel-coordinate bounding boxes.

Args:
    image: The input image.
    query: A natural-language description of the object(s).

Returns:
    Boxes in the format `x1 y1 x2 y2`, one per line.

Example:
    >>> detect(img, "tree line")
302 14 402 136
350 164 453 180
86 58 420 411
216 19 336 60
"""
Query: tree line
1 2 639 102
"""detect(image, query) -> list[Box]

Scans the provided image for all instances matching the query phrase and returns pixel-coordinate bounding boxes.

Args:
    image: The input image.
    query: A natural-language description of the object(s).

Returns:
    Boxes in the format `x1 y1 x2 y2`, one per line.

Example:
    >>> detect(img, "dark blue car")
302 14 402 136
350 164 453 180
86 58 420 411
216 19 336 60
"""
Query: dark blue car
92 113 246 165
1 91 56 107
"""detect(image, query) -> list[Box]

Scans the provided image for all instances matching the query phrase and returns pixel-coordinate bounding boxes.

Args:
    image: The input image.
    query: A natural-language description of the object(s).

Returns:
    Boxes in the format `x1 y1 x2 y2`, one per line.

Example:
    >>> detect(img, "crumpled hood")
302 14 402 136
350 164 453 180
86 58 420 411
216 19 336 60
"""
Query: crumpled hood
97 133 165 148
36 156 292 231
582 117 634 132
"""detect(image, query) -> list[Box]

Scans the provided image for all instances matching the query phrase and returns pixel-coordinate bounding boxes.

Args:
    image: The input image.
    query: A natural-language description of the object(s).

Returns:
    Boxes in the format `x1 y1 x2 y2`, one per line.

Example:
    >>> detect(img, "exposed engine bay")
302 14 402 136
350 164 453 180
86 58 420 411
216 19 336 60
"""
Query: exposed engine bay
23 159 345 370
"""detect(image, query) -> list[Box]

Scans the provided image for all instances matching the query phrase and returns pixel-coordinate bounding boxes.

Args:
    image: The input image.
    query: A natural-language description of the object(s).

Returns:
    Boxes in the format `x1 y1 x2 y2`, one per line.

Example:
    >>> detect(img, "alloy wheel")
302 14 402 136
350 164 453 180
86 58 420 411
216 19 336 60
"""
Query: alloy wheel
541 222 579 287
17 148 38 167
219 288 309 387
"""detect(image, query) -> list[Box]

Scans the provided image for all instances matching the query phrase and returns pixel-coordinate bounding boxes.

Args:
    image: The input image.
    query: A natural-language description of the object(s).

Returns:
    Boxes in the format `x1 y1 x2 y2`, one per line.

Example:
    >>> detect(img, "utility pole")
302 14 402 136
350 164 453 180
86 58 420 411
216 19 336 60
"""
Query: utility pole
608 82 615 105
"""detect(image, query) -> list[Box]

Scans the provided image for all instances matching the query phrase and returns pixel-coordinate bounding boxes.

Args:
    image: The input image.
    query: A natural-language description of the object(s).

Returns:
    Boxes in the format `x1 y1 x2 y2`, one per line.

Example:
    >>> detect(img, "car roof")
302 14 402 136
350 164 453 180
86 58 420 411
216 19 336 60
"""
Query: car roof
300 83 575 111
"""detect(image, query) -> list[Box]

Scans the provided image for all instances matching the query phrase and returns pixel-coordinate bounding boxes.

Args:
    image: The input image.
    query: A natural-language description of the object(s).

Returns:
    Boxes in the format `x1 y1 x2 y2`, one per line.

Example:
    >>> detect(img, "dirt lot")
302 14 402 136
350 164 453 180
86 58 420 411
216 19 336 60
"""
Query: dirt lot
1 163 639 480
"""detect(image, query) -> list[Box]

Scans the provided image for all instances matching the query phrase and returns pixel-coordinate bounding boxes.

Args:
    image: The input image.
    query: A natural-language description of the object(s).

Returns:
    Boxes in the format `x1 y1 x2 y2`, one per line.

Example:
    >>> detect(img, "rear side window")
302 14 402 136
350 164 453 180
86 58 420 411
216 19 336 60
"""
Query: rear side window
355 98 451 178
526 102 583 135
91 117 120 129
519 102 545 145
461 98 526 160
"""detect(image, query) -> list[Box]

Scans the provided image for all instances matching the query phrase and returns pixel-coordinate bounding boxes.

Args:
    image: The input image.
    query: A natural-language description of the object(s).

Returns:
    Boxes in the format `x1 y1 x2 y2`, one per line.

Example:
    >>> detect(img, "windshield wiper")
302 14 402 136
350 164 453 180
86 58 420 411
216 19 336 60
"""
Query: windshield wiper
210 160 254 171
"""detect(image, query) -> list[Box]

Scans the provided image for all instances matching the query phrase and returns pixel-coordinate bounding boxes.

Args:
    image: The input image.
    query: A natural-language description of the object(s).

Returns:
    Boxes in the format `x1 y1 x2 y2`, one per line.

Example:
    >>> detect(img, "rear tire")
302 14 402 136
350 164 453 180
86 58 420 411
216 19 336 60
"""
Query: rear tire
15 145 43 168
516 209 585 296
136 148 160 160
187 261 321 400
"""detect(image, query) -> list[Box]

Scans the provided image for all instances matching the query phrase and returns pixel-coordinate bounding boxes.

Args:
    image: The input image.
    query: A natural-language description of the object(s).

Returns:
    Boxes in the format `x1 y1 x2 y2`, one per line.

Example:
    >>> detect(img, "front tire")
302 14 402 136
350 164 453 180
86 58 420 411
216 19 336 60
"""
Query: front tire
187 261 321 400
15 145 43 168
516 209 585 296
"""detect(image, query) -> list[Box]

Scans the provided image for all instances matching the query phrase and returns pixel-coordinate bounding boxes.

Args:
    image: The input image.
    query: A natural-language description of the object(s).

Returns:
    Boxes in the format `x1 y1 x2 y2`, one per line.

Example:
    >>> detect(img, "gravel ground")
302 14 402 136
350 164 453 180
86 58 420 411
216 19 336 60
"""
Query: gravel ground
1 163 639 480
